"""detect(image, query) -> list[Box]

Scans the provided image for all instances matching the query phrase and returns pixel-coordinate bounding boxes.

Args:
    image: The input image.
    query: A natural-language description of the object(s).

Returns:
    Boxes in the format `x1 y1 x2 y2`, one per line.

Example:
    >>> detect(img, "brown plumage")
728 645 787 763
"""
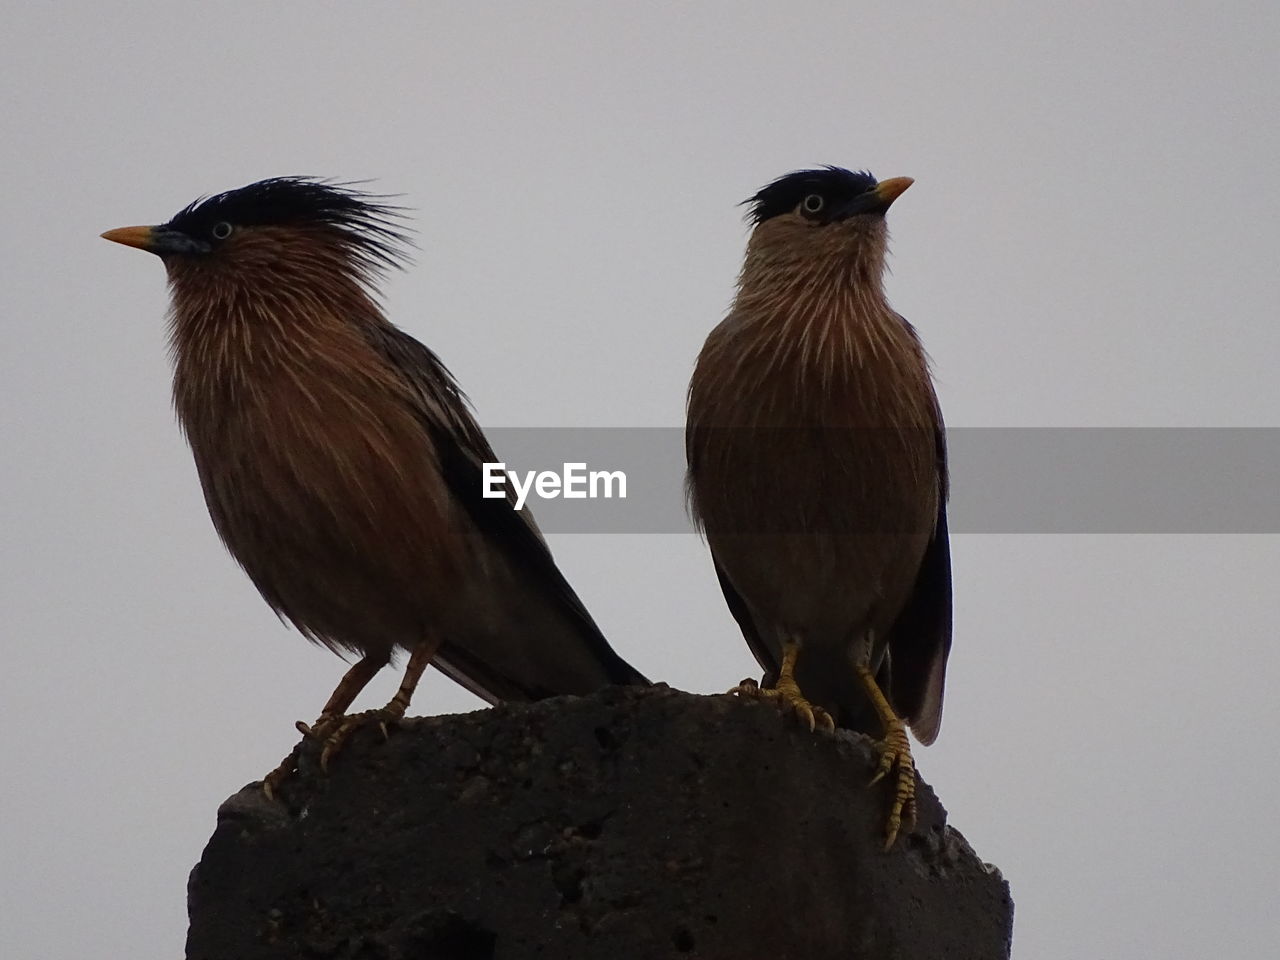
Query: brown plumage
686 167 951 846
102 178 646 785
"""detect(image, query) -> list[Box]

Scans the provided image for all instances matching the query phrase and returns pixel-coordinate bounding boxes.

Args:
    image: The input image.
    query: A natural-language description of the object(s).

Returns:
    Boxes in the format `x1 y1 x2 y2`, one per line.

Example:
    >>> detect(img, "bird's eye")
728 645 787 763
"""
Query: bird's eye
801 194 825 215
211 222 234 240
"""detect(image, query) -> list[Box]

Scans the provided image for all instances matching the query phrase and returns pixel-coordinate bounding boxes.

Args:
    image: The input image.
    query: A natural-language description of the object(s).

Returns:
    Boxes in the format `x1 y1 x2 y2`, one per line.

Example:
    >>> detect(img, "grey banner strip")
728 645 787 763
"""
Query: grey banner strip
475 428 1280 534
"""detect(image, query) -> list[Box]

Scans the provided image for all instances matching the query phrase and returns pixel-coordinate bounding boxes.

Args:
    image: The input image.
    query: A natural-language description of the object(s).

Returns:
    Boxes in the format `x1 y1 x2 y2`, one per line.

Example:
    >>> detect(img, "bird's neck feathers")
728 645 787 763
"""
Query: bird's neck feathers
164 228 400 425
735 218 891 333
717 219 934 423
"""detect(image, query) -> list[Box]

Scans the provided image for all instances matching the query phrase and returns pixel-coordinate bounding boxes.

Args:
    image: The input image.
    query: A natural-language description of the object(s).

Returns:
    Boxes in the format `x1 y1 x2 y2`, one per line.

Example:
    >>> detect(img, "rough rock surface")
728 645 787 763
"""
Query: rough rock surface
186 685 1013 959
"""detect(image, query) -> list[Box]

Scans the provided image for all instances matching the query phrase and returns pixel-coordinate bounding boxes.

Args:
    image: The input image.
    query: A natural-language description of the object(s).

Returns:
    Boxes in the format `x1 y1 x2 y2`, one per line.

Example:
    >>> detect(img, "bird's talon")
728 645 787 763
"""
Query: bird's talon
261 752 296 801
314 708 404 773
870 719 916 849
797 704 816 732
297 712 341 743
732 674 831 736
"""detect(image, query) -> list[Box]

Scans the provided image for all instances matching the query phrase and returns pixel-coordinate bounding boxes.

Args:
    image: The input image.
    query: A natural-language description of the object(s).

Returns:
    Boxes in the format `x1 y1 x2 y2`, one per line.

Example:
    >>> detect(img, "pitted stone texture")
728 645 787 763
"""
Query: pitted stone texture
187 685 1012 959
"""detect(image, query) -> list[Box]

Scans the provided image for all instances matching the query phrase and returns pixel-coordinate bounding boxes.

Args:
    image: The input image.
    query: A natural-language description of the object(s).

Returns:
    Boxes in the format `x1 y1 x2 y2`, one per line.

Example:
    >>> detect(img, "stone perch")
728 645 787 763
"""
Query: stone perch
186 686 1013 959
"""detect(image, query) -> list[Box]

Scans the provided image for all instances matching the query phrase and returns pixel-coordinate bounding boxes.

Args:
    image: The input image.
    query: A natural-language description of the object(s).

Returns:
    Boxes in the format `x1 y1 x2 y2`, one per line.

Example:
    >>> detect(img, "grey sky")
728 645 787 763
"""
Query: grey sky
3 2 1278 957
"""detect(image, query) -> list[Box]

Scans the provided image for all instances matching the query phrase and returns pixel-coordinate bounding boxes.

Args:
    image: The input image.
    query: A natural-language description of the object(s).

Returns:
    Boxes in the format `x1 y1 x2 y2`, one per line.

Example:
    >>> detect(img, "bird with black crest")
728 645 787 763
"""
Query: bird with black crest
102 177 648 794
686 167 952 848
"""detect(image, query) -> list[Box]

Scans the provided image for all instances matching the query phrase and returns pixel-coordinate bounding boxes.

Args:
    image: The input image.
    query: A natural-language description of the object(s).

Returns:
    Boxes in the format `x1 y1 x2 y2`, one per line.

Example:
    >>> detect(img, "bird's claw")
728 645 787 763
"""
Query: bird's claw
318 707 403 772
870 718 917 849
261 714 342 799
261 755 293 801
729 677 836 734
260 710 398 797
295 712 341 742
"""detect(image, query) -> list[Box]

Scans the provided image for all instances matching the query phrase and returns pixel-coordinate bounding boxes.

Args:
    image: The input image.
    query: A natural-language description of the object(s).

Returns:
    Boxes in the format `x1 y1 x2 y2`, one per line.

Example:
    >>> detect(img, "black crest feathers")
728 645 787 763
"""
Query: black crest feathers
165 177 411 271
746 166 879 225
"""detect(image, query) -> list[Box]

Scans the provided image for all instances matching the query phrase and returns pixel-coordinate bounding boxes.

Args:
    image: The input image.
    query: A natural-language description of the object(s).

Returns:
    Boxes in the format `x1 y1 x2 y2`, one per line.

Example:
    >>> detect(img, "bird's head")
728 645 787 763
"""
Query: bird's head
743 166 912 267
101 177 410 290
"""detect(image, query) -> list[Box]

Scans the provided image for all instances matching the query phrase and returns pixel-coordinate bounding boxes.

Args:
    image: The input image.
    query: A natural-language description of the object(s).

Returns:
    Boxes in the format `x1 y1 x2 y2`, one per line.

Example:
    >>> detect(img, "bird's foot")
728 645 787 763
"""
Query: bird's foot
730 677 836 734
295 711 343 743
261 753 295 801
869 717 917 849
259 713 343 799
260 709 400 798
309 706 404 773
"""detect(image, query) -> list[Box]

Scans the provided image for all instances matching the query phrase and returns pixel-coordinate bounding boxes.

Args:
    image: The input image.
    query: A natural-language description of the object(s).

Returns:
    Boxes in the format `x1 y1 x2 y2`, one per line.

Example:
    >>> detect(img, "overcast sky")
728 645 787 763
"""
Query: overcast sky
3 2 1279 957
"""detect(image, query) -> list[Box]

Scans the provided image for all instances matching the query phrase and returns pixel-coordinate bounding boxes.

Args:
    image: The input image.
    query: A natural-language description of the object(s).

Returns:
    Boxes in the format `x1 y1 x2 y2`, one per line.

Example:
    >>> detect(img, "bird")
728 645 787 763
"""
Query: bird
101 177 648 791
685 167 951 847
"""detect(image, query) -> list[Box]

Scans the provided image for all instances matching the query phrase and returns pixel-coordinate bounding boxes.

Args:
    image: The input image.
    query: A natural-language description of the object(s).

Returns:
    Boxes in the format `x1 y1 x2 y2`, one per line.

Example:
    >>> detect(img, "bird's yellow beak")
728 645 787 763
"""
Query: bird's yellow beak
100 225 157 251
874 177 914 206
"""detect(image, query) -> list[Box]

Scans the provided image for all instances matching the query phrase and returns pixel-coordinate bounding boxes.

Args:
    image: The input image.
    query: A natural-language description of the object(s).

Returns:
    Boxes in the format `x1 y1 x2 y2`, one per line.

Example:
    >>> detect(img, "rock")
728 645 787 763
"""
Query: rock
186 685 1012 959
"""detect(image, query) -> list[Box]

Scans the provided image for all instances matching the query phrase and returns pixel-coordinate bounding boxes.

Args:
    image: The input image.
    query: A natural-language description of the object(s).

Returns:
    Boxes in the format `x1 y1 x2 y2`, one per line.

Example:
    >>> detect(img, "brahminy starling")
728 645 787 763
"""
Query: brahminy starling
101 178 647 789
685 167 951 847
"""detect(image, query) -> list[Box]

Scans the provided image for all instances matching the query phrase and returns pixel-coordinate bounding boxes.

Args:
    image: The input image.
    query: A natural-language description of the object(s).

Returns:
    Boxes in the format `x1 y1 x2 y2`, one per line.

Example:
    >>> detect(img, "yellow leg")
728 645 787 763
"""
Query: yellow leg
730 639 835 733
263 650 389 799
855 662 917 850
262 639 439 798
317 639 438 771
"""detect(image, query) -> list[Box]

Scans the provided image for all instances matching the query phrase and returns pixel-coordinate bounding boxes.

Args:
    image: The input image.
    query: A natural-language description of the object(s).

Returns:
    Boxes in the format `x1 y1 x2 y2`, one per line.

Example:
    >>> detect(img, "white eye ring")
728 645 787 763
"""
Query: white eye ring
211 221 233 240
801 194 825 215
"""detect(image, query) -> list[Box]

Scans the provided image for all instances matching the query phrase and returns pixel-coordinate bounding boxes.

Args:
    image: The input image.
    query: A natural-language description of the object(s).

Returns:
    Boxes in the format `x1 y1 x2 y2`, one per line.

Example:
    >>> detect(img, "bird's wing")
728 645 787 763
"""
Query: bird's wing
686 407 768 681
712 558 779 685
885 425 952 745
686 415 781 686
362 324 648 699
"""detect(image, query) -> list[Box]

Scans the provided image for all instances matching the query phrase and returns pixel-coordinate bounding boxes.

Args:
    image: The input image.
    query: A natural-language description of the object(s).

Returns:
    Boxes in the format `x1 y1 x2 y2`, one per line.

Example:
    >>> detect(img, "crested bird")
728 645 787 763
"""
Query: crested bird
102 177 647 790
685 167 951 847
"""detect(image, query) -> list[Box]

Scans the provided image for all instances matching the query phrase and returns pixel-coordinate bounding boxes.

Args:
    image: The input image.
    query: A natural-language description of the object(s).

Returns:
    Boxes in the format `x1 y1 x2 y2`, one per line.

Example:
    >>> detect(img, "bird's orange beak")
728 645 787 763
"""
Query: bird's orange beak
873 177 914 206
100 225 157 251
